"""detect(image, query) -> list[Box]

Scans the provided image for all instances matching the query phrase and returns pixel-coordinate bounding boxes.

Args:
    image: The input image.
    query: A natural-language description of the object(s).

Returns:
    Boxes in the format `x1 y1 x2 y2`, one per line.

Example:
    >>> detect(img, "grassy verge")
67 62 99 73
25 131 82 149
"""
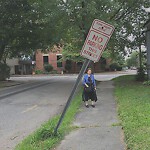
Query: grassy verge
0 80 21 88
114 75 150 150
15 89 83 150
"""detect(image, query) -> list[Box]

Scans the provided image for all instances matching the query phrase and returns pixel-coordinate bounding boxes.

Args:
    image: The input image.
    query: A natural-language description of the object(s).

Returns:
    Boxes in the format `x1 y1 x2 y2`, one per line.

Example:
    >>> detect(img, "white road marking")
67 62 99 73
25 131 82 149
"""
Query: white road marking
21 105 38 114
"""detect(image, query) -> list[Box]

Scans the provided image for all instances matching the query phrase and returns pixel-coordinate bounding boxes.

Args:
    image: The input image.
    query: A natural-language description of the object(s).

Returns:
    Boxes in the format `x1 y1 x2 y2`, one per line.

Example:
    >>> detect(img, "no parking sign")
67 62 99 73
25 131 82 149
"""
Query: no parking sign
81 19 115 62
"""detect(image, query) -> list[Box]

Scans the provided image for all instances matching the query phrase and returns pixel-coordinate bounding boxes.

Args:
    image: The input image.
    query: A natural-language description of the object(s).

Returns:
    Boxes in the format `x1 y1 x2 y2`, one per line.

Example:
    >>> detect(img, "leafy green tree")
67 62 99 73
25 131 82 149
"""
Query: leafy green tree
0 0 38 62
1 0 149 64
0 63 10 81
126 51 138 68
58 0 149 62
0 0 65 62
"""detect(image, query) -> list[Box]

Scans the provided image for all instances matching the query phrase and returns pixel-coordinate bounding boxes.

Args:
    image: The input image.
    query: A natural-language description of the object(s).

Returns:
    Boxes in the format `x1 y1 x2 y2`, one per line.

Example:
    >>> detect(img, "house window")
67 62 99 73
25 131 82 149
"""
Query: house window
57 55 62 68
43 56 49 65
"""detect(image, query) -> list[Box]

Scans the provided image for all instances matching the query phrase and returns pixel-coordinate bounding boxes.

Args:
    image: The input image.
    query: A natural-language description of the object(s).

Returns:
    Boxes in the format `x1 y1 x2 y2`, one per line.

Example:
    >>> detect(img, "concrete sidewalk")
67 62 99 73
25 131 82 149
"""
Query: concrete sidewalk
56 81 126 150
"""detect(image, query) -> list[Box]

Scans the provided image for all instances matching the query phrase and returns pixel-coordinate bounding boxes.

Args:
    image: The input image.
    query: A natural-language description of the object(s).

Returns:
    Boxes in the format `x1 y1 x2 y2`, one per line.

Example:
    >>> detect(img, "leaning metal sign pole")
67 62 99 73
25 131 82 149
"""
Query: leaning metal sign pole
54 19 115 135
54 58 90 135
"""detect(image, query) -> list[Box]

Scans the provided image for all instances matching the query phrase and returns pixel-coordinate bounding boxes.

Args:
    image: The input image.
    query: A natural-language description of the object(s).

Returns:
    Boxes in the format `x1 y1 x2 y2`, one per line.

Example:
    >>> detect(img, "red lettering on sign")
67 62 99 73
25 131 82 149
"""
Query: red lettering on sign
92 35 103 43
89 47 96 53
83 50 98 58
87 40 103 50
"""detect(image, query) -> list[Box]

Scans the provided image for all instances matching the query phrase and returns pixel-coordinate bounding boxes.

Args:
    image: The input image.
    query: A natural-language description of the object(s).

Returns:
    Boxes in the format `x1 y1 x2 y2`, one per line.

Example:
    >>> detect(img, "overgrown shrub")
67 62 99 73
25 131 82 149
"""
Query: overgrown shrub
44 64 53 72
136 67 145 81
35 70 43 74
50 70 58 74
109 63 122 71
43 70 58 74
143 80 150 86
0 63 10 81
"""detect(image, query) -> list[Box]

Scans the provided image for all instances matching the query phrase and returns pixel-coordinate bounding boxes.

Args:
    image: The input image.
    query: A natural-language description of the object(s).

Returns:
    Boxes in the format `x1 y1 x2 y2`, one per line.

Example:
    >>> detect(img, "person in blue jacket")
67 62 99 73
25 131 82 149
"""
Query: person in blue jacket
82 68 97 108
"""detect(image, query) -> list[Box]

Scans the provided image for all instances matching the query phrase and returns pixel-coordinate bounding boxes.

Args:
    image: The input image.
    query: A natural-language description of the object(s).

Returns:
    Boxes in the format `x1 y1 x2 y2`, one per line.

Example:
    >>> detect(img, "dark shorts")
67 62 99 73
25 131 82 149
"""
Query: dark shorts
82 89 97 102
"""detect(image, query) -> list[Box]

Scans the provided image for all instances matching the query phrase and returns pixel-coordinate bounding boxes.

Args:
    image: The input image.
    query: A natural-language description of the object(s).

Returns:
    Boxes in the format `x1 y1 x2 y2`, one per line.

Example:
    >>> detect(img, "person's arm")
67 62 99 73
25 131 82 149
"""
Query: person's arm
83 75 89 87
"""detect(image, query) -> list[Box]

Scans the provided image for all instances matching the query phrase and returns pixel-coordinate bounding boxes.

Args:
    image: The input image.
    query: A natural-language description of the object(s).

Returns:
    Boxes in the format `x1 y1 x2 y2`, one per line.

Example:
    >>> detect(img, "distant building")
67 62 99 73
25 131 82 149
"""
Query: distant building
35 49 64 73
6 58 19 75
6 58 32 75
35 47 111 73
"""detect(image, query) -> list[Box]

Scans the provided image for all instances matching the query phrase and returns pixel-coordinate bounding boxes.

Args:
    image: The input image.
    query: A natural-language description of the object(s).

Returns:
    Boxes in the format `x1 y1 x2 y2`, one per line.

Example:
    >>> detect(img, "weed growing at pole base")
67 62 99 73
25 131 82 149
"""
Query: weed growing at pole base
114 75 150 150
15 89 83 150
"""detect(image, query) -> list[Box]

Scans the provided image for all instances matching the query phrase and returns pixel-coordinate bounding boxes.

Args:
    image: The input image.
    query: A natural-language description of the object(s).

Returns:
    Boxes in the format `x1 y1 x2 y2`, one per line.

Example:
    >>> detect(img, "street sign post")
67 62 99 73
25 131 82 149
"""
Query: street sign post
54 19 114 135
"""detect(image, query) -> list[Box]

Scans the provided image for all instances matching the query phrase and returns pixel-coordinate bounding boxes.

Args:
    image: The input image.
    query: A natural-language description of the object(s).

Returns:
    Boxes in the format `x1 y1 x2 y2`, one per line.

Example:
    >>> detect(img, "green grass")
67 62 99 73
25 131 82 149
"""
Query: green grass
0 81 9 88
114 75 150 150
15 89 83 150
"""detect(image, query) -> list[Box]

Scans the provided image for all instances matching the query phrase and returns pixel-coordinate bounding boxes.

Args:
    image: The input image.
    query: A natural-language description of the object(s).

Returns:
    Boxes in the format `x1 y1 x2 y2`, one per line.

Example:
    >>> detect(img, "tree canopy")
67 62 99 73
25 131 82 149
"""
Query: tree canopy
0 0 149 62
0 0 39 61
57 0 149 61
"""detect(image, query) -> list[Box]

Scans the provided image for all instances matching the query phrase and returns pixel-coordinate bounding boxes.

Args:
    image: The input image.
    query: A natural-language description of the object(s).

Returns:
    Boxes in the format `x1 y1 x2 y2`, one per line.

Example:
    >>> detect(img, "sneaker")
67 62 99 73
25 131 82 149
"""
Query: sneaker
91 105 95 108
85 105 89 108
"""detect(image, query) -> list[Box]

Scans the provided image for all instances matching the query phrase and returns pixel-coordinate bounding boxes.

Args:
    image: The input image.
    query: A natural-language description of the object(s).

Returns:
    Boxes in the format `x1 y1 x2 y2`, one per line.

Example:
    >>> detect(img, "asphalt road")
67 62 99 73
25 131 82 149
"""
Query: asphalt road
0 70 136 150
0 76 77 150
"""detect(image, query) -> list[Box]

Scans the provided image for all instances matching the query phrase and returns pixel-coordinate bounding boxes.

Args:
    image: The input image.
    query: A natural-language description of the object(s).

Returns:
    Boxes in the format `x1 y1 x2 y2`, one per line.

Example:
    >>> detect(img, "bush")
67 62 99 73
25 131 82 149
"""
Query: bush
136 67 145 81
50 70 58 74
43 70 58 74
35 70 43 74
44 64 53 72
0 63 10 81
143 80 150 86
109 63 122 71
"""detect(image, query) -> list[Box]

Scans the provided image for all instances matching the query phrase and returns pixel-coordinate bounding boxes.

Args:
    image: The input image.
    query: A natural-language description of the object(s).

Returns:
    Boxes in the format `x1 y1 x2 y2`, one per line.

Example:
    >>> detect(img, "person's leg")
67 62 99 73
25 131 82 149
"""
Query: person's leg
84 91 89 108
91 100 95 107
90 91 96 107
85 101 89 108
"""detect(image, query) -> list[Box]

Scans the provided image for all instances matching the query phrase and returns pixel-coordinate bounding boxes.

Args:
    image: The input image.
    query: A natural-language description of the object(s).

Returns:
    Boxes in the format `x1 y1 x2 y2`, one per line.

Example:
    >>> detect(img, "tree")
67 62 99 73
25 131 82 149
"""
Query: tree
0 63 10 81
1 0 149 64
57 0 149 62
0 0 65 62
0 0 37 62
60 0 119 61
126 51 138 68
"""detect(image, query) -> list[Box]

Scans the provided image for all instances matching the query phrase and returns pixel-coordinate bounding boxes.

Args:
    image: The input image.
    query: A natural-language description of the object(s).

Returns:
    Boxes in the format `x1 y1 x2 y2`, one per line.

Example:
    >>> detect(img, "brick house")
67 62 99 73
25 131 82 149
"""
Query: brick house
70 58 111 73
35 46 65 73
35 48 111 73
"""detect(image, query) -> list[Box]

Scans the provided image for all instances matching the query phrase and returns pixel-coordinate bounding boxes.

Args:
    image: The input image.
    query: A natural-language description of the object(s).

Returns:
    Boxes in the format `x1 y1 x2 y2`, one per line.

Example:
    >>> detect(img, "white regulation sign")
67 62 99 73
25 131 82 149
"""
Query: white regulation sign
81 19 115 62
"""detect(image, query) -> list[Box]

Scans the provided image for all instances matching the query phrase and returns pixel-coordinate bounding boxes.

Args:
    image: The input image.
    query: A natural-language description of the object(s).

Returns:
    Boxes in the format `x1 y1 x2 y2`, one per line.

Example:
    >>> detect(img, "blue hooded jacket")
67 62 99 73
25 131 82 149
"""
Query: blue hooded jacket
83 74 96 87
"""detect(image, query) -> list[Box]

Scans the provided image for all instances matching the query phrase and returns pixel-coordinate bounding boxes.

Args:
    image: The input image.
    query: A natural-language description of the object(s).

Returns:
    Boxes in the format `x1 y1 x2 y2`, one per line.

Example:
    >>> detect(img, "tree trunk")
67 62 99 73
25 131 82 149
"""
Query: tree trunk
0 45 6 62
146 30 150 80
139 44 142 69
